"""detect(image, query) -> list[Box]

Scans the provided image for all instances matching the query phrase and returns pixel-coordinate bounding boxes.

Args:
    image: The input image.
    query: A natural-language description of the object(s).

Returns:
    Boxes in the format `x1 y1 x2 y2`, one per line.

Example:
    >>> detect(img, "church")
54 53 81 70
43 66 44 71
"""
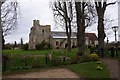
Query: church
28 20 98 50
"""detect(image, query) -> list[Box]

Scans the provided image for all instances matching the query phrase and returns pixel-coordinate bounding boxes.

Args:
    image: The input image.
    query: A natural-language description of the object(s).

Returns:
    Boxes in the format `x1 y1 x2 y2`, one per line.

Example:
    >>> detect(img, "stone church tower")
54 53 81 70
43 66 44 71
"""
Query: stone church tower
29 20 51 49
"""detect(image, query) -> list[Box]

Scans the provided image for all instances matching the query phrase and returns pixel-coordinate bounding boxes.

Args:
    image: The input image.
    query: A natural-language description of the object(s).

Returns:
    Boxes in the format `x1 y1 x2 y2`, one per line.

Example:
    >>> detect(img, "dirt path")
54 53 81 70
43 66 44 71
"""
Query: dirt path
3 68 80 78
101 58 118 78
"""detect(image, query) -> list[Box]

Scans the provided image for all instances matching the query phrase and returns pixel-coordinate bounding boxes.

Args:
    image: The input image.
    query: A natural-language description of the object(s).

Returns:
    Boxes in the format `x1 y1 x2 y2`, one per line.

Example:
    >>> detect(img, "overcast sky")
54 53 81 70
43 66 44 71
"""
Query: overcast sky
4 0 119 44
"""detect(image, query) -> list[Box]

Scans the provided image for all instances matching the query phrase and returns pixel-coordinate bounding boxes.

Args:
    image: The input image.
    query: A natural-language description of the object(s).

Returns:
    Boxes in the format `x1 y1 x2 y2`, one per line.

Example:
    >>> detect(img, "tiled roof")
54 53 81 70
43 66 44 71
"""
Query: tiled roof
51 31 76 38
51 31 98 40
85 33 98 41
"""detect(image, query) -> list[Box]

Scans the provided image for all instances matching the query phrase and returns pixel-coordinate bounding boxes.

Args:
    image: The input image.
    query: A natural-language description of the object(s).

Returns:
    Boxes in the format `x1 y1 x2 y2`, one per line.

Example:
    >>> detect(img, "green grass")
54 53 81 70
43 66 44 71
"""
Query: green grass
3 49 77 56
2 49 78 71
3 48 90 57
3 49 79 60
67 62 110 78
3 49 51 55
2 48 95 71
2 49 111 78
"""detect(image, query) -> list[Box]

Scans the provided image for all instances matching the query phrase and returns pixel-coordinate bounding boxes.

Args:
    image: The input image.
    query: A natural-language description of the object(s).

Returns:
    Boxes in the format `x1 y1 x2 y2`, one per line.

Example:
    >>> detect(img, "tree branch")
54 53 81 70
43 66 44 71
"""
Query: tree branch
106 2 116 7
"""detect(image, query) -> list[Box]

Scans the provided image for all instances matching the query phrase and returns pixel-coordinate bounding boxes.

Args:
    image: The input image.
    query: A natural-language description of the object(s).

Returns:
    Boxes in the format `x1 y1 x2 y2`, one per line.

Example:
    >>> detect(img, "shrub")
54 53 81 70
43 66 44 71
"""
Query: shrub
31 56 47 68
118 47 120 50
51 56 62 66
70 56 78 64
90 46 95 54
4 44 12 49
80 54 92 62
35 41 52 50
32 59 41 68
64 57 71 65
90 53 99 61
35 44 44 50
22 43 28 50
80 53 99 63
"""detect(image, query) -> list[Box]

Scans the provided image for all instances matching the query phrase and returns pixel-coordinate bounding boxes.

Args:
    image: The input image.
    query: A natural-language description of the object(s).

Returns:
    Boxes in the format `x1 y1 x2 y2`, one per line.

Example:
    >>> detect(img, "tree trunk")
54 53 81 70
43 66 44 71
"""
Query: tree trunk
0 2 2 51
81 3 85 56
2 34 5 49
98 16 105 57
67 33 71 51
64 2 71 51
75 2 86 60
0 2 2 67
67 18 71 51
75 2 85 57
65 20 71 51
64 17 71 51
96 4 106 58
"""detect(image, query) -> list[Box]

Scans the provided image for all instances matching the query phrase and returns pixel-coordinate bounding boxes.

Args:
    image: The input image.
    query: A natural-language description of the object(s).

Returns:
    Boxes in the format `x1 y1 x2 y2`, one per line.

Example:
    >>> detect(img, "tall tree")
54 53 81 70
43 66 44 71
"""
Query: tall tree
20 38 23 49
75 2 85 57
75 1 96 59
94 0 116 57
14 41 17 48
50 0 73 51
1 0 19 48
0 1 4 65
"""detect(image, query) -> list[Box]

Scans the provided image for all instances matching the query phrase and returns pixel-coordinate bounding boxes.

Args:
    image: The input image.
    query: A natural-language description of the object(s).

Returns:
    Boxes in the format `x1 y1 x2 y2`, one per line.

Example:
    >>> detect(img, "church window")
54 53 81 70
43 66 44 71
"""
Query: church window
42 29 44 34
56 41 59 46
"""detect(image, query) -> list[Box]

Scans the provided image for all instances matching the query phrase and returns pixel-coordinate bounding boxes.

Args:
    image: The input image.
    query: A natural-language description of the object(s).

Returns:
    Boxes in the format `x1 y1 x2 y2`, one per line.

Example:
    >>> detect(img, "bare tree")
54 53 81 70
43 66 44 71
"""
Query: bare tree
75 1 96 59
94 0 116 57
50 0 73 51
1 0 20 48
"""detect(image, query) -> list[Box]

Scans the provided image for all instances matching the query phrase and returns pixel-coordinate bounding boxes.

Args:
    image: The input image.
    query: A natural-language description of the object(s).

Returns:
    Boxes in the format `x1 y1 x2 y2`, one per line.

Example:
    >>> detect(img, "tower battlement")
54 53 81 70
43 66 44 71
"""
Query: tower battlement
33 20 40 26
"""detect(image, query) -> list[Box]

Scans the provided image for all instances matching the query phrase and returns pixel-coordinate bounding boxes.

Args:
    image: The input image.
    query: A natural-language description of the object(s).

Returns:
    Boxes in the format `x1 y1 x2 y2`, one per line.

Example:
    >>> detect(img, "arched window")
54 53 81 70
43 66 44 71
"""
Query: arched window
42 29 44 34
56 41 59 46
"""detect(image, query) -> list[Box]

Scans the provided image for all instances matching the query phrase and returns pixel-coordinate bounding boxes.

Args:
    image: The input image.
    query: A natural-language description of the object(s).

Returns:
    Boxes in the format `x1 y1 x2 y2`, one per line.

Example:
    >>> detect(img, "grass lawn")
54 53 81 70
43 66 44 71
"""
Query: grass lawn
67 62 110 78
3 49 51 55
2 49 78 71
3 48 90 55
2 49 77 58
2 49 111 78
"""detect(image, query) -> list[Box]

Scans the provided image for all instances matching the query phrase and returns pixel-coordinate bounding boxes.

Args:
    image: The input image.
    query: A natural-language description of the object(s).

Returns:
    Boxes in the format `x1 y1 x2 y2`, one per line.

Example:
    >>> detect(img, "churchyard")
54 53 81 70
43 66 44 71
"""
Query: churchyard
1 0 119 79
2 48 120 78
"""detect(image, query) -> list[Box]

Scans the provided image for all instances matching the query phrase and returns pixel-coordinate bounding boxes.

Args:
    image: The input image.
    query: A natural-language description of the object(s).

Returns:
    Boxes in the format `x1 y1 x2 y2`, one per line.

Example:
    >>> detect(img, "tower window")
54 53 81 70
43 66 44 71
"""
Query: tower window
42 29 44 34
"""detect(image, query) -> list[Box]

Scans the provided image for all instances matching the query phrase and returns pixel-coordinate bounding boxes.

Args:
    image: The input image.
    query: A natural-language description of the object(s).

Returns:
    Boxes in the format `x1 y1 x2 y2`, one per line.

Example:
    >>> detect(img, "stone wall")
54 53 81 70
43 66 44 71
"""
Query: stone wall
51 38 77 49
